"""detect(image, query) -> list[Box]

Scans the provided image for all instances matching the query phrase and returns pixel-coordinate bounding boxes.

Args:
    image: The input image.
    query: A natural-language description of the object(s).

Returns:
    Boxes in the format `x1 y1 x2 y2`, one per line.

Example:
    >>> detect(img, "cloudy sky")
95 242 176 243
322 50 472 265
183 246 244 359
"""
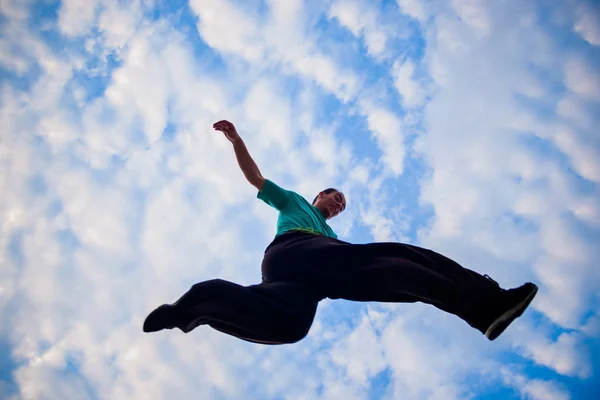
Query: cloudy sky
1 0 599 399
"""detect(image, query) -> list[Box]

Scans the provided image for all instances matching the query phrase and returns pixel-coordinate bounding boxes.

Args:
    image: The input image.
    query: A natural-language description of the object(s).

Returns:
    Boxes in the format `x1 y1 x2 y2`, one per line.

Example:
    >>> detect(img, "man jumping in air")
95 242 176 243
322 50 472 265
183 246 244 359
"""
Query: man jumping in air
143 120 538 344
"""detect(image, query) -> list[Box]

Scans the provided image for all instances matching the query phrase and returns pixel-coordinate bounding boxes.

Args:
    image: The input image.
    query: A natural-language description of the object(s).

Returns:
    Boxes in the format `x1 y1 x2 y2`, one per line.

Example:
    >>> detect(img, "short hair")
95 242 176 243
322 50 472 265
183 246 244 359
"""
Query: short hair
312 188 339 205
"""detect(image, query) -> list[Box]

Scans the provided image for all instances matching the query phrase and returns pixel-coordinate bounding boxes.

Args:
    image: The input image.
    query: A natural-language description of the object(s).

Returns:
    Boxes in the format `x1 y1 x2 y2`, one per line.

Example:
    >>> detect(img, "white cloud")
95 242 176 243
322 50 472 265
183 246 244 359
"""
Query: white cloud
556 94 594 130
571 195 600 228
97 0 143 52
361 105 406 176
328 314 387 386
104 32 171 143
190 0 407 180
189 0 265 61
188 0 414 183
532 256 593 328
328 0 388 58
517 328 593 379
391 58 426 108
551 127 600 183
564 56 600 100
189 0 359 102
539 214 592 263
1 16 259 400
450 0 491 37
328 1 364 37
14 362 94 400
0 0 31 21
574 2 600 46
396 0 428 22
57 0 100 37
2 1 599 400
503 370 571 400
0 40 29 75
414 0 600 378
380 312 485 400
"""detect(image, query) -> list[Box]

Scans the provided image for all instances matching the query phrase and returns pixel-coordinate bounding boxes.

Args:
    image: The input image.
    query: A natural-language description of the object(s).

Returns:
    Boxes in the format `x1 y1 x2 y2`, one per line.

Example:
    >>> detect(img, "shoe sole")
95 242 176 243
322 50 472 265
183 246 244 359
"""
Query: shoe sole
485 284 538 341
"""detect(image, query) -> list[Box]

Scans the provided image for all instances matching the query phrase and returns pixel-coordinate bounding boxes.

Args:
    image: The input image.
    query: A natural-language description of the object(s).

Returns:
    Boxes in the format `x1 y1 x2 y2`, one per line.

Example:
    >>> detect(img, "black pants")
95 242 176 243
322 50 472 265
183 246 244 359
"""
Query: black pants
170 231 503 344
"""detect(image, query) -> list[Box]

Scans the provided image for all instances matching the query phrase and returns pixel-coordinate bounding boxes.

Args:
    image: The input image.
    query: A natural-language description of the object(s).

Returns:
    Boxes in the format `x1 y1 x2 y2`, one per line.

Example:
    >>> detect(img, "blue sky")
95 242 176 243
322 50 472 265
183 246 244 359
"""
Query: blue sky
1 0 599 399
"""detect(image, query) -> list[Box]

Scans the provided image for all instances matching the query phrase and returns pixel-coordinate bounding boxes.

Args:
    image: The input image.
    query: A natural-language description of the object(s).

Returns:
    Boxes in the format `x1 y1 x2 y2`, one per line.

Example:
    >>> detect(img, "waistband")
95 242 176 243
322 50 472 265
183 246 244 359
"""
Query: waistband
288 227 322 236
264 229 320 252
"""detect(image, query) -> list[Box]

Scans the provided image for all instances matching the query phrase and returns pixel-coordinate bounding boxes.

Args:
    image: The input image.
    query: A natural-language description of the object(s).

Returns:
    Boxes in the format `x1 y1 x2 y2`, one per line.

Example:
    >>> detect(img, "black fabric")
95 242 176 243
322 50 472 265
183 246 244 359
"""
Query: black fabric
169 231 503 344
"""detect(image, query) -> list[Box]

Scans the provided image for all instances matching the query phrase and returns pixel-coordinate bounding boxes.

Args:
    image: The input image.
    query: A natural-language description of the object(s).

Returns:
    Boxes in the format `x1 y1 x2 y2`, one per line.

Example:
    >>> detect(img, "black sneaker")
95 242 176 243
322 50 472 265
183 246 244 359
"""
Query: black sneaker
485 282 538 341
143 304 178 333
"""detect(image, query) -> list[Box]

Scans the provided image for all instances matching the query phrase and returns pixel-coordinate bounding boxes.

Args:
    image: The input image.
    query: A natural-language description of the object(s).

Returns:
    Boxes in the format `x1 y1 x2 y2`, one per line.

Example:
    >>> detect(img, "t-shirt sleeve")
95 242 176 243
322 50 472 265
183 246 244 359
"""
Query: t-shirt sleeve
257 179 291 210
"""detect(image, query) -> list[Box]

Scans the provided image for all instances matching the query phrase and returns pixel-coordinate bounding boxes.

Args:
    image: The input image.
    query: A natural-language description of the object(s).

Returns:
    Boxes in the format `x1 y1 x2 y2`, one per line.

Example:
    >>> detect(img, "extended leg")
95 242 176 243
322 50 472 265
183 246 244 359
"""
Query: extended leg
336 242 537 338
279 235 536 338
144 279 319 345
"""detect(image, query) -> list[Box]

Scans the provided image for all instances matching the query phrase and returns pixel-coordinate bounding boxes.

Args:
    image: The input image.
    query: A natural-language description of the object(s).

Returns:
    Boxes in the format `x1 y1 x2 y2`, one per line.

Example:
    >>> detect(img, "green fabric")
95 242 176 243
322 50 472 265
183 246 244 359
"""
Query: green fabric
257 179 338 239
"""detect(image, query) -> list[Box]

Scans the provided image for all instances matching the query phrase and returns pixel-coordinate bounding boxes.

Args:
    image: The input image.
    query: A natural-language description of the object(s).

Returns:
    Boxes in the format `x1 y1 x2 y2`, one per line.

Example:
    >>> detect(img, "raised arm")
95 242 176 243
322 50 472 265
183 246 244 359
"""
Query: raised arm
213 120 266 191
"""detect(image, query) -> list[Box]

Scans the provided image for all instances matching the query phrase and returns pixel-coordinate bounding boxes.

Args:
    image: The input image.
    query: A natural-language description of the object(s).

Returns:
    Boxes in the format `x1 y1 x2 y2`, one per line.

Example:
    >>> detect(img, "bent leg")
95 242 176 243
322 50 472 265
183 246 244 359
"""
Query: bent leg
171 279 319 345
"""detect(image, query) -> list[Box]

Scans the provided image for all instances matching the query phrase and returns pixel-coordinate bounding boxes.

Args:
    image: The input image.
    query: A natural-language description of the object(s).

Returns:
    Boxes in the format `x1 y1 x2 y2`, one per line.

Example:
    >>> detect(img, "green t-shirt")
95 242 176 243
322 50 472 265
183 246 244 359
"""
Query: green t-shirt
257 179 338 239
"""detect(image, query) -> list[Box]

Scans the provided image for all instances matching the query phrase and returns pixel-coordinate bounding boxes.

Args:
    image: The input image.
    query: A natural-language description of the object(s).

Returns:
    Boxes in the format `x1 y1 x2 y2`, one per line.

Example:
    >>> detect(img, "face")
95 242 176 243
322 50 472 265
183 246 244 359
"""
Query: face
315 190 346 220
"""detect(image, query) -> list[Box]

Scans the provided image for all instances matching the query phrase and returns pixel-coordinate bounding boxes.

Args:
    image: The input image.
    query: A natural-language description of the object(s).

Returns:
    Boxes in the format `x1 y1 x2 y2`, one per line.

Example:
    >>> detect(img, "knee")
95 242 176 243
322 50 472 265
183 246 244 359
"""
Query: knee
285 330 309 344
276 330 308 344
190 278 228 292
279 319 313 344
282 303 319 344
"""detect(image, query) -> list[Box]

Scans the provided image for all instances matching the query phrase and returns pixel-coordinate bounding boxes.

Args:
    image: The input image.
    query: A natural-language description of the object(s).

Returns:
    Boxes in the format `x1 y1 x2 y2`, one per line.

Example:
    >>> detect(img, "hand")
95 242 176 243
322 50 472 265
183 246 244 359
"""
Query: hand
213 120 240 143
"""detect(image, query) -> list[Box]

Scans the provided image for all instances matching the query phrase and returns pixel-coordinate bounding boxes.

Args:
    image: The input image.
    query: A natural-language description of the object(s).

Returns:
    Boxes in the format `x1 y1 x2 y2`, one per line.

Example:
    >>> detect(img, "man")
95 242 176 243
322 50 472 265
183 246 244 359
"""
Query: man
143 120 538 344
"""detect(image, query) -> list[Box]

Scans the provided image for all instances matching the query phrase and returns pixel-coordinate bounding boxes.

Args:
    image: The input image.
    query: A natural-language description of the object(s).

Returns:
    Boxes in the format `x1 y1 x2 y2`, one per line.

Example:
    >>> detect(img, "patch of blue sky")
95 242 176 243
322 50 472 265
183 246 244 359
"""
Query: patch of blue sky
53 227 83 270
349 224 384 245
336 112 383 162
385 35 428 71
0 340 19 399
62 353 98 400
569 339 600 400
471 385 522 400
314 16 368 65
2 0 598 398
7 228 25 272
514 92 564 124
28 174 47 196
47 198 64 218
145 0 190 21
367 367 392 398
516 133 593 186
569 217 600 259
124 194 151 251
516 352 599 400
465 359 554 400
313 18 390 77
161 119 179 143
500 213 541 240
316 310 352 347
28 0 59 23
534 1 599 56
151 0 230 72
28 2 87 58
68 52 122 101
390 149 435 241
315 300 366 335
56 228 81 252
303 20 432 236
0 58 42 94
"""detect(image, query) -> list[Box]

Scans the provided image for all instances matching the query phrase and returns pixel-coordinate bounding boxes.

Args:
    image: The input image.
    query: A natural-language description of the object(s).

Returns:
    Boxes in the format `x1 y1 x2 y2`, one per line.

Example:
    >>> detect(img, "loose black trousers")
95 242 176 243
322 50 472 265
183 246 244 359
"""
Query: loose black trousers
170 231 503 344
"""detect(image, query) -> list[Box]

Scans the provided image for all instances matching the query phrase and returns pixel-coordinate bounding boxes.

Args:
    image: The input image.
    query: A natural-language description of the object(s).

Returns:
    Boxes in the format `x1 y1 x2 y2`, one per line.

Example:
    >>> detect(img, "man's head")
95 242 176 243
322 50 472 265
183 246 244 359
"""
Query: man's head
312 188 346 220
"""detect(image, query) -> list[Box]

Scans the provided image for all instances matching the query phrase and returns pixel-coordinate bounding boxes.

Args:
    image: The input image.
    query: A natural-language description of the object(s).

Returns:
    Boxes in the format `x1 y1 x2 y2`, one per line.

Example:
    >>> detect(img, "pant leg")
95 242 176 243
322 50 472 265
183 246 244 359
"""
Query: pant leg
347 243 502 332
171 278 319 345
266 233 503 333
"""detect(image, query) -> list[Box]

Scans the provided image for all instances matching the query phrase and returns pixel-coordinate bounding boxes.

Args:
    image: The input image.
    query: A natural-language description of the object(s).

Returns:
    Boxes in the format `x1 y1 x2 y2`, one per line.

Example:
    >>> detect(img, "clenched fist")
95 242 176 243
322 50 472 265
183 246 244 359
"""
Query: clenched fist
213 120 240 143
